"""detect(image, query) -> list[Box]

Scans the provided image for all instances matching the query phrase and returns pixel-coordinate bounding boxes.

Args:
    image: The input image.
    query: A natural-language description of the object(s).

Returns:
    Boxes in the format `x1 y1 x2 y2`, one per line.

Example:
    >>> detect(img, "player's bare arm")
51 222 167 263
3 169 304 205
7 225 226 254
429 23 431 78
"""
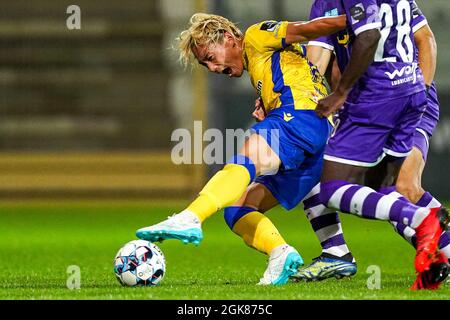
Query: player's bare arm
306 45 333 76
252 97 266 122
330 58 341 91
285 15 346 45
414 24 437 87
316 28 381 118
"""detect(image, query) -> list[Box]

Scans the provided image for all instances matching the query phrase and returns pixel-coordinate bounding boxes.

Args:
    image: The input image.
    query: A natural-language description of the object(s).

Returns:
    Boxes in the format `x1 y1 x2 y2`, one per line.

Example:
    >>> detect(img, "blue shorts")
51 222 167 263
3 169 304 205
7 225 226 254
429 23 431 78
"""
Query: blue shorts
255 151 324 210
251 107 332 210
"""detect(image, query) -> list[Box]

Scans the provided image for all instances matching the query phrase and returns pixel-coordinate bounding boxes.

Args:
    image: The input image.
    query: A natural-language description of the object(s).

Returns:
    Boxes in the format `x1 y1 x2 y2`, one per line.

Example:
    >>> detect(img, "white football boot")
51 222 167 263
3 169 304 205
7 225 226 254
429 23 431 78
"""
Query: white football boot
136 210 203 245
257 245 304 286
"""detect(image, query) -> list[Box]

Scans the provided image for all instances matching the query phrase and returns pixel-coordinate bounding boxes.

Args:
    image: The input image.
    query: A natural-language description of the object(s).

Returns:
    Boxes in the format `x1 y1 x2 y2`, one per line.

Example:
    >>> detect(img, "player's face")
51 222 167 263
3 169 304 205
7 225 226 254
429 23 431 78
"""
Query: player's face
192 33 244 78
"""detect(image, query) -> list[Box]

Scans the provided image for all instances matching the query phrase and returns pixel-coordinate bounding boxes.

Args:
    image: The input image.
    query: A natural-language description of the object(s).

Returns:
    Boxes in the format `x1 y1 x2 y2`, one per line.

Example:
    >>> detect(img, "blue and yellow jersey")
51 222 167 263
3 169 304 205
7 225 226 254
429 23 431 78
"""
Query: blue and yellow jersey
243 21 329 114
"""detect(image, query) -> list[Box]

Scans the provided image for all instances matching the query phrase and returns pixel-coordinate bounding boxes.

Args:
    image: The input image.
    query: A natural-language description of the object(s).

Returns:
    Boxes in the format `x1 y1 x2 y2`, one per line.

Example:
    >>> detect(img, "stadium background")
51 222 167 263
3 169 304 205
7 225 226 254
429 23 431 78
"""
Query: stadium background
1 0 448 201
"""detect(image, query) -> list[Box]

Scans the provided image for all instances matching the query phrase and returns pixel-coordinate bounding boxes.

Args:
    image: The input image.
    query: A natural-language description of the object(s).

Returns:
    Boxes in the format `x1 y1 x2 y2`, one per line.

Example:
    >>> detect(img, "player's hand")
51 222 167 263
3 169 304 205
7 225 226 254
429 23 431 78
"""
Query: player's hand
252 97 266 122
315 91 347 118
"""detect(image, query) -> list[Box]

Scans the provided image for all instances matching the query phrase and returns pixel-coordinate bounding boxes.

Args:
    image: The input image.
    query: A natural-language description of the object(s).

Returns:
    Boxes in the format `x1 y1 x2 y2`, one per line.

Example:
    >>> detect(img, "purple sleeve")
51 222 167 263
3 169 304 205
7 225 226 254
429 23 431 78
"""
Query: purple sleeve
411 1 428 33
342 0 381 36
307 0 334 50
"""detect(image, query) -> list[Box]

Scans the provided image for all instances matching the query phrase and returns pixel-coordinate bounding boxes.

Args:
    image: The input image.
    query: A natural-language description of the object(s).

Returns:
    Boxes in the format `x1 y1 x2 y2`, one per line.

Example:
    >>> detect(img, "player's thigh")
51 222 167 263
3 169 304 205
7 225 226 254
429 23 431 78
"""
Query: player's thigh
398 147 424 185
365 156 405 189
233 182 279 213
364 158 388 189
321 160 368 185
395 147 425 203
239 133 281 176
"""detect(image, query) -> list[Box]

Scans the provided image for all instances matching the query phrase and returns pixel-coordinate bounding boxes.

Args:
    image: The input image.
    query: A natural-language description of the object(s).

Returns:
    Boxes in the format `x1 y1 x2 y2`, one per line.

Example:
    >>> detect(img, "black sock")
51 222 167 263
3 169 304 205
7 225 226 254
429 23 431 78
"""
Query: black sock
321 252 355 263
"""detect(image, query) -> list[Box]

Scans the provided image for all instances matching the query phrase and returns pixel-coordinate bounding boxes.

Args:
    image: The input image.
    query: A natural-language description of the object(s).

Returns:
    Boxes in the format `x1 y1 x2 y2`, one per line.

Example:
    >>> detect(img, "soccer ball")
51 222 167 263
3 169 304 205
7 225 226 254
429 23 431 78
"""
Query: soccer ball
114 240 166 287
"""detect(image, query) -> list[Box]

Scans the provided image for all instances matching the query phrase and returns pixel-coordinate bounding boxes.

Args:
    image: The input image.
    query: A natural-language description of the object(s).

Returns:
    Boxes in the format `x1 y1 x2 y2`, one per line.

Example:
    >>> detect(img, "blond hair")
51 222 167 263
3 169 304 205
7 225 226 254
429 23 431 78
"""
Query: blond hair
177 13 243 67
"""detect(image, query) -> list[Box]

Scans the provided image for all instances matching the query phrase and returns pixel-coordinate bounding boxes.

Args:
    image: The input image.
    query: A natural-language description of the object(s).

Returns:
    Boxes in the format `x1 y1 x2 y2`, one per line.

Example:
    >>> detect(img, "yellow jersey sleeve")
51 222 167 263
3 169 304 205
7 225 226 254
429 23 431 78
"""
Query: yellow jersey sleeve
245 21 289 53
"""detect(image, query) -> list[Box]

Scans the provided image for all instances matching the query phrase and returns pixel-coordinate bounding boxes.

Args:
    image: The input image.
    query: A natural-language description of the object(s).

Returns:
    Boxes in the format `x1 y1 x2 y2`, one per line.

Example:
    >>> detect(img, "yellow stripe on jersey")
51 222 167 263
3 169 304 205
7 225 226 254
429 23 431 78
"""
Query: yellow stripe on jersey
243 21 329 114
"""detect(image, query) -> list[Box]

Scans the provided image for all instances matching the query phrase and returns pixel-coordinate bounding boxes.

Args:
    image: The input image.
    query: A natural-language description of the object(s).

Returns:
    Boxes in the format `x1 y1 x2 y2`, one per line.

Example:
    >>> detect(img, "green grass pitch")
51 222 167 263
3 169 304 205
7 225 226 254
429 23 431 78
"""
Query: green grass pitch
0 201 448 300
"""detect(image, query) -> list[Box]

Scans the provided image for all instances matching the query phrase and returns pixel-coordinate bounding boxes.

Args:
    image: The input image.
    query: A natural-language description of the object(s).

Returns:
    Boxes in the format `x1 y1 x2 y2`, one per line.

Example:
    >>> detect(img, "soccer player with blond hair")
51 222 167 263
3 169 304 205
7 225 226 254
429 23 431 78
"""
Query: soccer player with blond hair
136 12 348 285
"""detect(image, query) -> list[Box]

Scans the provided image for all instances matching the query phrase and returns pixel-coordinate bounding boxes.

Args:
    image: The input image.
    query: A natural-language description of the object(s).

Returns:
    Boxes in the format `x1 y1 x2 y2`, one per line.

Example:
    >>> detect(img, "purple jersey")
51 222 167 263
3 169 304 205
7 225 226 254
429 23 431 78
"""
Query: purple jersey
309 0 425 103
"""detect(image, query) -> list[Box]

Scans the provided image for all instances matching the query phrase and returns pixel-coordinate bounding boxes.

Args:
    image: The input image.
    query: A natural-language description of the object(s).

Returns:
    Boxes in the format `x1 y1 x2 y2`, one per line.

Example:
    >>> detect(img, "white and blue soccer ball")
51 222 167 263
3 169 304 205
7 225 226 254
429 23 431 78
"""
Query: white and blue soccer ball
114 240 166 287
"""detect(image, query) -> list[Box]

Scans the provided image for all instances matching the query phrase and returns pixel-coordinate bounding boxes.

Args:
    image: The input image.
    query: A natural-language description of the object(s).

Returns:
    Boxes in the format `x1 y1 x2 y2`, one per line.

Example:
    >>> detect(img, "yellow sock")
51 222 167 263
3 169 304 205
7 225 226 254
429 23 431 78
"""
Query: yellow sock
187 164 252 223
232 211 286 255
186 195 217 223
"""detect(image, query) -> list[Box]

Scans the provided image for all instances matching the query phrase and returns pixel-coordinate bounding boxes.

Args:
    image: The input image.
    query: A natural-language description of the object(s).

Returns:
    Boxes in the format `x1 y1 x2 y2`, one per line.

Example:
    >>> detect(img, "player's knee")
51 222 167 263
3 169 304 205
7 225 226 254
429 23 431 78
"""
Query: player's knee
224 206 255 230
239 134 281 176
395 180 424 204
